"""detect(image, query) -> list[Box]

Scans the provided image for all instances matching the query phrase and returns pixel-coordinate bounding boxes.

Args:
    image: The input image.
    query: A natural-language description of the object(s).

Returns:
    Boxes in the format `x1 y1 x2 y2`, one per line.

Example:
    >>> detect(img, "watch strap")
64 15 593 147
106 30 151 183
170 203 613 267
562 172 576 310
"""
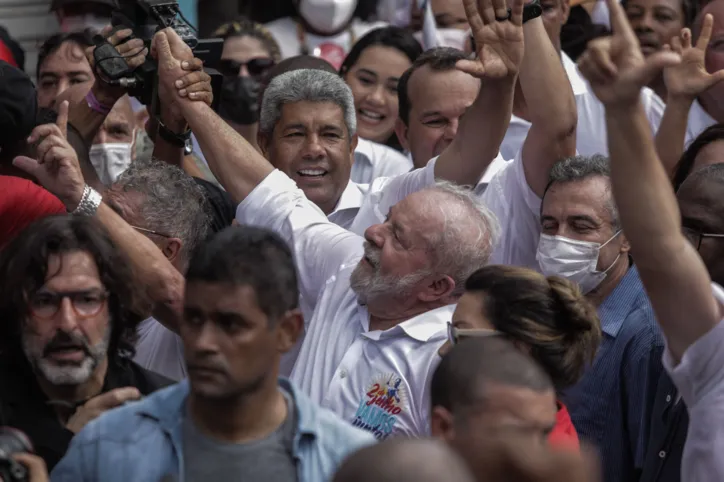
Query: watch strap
523 0 543 23
157 118 191 148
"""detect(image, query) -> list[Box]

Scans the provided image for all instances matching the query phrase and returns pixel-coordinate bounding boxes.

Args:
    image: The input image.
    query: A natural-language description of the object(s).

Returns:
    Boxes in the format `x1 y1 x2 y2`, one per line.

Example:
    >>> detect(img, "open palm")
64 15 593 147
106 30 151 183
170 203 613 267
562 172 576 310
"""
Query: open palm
664 16 724 98
457 0 525 80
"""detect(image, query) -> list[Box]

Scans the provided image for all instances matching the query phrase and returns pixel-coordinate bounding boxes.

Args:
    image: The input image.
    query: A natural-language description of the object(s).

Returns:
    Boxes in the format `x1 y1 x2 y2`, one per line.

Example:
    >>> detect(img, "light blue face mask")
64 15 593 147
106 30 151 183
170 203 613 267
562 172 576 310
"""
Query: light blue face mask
536 230 622 294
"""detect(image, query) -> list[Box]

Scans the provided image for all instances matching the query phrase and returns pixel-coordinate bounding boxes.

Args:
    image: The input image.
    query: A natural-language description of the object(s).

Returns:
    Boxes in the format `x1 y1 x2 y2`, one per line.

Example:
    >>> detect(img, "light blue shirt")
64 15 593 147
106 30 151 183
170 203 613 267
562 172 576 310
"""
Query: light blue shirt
51 379 375 482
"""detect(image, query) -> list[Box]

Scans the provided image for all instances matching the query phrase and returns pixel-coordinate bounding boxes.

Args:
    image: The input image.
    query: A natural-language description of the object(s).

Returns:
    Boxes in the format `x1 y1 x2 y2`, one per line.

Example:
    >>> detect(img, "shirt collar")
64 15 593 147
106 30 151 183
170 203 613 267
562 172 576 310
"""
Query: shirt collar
363 305 453 342
561 51 588 96
687 99 717 143
332 181 367 215
598 265 644 337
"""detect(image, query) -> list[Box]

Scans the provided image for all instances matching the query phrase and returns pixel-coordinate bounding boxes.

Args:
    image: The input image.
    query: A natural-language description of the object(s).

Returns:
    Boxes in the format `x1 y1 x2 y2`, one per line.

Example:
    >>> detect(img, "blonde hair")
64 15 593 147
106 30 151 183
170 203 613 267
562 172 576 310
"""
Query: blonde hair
213 17 281 63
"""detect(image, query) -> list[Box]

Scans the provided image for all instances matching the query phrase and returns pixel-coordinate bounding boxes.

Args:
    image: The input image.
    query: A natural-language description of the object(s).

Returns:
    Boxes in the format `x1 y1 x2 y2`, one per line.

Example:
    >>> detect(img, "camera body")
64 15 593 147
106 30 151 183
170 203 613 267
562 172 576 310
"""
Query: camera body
96 0 223 111
0 427 33 482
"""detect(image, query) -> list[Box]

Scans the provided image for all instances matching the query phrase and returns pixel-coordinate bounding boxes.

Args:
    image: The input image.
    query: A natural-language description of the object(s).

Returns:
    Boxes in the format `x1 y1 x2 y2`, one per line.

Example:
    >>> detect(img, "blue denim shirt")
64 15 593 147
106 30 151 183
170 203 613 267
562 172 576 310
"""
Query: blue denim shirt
563 266 665 482
51 379 376 482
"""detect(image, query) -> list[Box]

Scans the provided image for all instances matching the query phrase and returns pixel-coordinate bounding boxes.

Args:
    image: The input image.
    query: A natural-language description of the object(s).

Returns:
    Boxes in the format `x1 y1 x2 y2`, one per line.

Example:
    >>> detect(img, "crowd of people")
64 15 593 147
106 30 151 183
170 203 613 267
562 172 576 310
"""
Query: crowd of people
1 0 724 481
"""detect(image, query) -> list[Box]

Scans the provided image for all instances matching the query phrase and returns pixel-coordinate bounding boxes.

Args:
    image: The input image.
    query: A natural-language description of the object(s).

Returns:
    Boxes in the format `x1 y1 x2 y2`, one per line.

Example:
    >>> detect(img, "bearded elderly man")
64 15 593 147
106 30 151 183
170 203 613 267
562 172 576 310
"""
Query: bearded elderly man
157 0 525 439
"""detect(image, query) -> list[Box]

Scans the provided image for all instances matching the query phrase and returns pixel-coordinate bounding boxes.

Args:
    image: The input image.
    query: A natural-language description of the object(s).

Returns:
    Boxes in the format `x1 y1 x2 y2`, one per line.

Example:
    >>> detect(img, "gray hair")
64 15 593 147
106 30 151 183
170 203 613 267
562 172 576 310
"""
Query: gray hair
422 181 500 296
112 158 211 263
259 69 357 136
546 155 620 230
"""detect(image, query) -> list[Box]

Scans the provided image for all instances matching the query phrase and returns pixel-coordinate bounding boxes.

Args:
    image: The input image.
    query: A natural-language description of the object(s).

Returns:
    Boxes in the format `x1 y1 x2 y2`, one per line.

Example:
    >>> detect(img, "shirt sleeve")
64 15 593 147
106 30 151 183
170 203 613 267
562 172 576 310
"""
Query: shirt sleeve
236 170 365 307
661 283 724 482
640 87 666 133
481 150 542 269
347 158 437 236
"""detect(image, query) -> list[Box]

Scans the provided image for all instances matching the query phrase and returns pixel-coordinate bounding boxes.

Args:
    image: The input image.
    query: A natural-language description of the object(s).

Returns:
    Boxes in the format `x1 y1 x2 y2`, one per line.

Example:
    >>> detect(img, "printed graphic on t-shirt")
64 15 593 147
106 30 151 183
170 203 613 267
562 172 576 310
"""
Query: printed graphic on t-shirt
352 373 408 440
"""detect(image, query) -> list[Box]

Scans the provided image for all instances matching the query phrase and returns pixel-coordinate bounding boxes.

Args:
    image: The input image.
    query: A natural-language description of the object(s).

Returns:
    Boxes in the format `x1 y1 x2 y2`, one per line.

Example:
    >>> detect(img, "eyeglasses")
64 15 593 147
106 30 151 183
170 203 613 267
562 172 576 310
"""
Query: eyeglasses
131 225 171 238
447 322 500 345
682 226 724 250
218 58 275 78
29 290 109 320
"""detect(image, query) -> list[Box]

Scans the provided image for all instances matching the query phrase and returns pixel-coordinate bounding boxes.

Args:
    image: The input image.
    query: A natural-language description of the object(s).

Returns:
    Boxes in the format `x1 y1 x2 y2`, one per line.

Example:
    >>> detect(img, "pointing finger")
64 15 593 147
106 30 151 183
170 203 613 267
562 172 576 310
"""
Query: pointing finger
56 101 69 139
607 0 638 45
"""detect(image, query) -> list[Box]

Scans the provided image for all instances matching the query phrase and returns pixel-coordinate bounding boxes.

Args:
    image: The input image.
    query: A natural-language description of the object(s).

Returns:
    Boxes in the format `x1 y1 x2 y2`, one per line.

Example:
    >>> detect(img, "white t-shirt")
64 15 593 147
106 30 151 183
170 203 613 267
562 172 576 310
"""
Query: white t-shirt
265 17 388 67
352 138 413 185
133 317 186 381
684 99 718 148
499 53 666 159
662 283 724 482
237 169 448 439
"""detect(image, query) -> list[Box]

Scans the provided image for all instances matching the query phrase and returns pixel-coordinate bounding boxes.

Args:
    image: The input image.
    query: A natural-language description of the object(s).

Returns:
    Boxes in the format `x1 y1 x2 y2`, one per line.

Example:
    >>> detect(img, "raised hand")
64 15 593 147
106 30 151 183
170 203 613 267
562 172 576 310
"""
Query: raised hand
577 0 681 106
12 101 86 211
86 27 149 104
664 15 724 99
456 0 525 80
66 387 141 434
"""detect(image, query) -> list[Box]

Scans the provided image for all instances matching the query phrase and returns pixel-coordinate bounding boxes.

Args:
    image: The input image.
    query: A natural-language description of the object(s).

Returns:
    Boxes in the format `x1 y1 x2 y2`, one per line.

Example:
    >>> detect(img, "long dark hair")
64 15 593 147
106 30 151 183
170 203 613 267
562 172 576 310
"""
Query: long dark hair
339 26 422 151
0 215 142 363
673 123 724 191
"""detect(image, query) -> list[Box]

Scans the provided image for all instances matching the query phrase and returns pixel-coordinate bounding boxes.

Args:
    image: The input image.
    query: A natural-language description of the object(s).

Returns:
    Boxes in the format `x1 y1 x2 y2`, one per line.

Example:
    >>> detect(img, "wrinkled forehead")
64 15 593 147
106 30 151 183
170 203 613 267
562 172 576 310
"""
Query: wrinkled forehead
541 177 613 220
678 176 724 227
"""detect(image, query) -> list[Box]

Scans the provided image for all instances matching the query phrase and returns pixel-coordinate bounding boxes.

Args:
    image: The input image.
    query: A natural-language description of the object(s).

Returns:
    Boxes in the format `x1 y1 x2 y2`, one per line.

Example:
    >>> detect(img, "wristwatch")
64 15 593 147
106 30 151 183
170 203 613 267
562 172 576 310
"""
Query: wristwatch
157 118 193 155
523 0 543 23
71 185 102 217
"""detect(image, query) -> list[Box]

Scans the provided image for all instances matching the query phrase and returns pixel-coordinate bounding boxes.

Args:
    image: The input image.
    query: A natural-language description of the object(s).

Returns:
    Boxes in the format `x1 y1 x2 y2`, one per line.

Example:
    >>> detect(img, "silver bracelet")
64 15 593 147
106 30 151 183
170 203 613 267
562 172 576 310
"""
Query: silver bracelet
70 185 102 217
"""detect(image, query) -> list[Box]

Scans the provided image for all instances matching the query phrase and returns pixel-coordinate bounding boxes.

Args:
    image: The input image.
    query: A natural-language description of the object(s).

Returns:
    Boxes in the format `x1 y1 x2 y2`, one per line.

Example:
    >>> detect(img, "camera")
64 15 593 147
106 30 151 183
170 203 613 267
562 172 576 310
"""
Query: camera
93 0 223 110
0 427 34 482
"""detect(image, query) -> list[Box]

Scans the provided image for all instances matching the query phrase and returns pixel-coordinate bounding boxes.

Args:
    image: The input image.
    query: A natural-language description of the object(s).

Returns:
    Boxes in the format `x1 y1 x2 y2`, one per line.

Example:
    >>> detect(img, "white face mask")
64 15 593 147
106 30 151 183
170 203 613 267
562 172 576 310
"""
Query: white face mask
89 143 133 186
437 28 470 51
60 14 110 33
536 231 622 294
299 0 358 34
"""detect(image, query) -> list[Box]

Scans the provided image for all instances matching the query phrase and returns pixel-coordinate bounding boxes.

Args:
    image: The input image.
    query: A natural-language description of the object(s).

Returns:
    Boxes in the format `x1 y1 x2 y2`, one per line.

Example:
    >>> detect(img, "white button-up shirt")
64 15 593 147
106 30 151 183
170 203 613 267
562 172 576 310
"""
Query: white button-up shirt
499 53 666 159
237 170 450 439
663 283 724 481
352 138 414 185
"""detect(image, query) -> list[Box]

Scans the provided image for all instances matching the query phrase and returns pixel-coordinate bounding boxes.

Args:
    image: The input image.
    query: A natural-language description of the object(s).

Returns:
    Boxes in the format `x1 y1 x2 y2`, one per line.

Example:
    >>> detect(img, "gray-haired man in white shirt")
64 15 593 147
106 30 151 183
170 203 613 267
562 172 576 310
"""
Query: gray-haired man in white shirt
163 0 526 440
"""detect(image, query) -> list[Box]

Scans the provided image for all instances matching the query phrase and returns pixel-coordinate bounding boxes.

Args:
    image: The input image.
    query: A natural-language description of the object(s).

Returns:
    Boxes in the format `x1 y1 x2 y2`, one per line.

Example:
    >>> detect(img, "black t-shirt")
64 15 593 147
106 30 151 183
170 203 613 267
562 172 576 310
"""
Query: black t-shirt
193 177 236 234
0 356 172 471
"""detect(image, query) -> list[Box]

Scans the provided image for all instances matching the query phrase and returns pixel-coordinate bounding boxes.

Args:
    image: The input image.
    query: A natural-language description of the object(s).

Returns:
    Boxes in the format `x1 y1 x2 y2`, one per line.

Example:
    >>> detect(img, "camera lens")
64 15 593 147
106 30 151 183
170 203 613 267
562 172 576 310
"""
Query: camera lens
0 428 33 458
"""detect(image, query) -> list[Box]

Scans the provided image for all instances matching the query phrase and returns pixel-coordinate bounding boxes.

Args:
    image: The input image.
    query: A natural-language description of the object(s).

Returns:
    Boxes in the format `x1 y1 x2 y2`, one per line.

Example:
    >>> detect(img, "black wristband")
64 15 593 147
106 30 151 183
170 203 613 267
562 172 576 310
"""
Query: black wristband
523 0 543 23
157 118 191 148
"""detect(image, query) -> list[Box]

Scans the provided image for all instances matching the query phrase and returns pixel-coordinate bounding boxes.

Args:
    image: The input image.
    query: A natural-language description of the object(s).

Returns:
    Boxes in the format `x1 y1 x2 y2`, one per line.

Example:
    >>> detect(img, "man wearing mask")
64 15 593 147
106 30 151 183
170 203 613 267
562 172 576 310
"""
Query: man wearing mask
536 154 664 482
51 0 117 33
90 95 136 185
265 0 387 69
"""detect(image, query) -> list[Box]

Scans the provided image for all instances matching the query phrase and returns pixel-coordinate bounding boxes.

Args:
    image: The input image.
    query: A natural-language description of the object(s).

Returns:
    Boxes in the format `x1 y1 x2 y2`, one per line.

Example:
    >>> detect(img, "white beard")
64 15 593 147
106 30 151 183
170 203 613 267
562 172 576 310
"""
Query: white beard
22 327 111 386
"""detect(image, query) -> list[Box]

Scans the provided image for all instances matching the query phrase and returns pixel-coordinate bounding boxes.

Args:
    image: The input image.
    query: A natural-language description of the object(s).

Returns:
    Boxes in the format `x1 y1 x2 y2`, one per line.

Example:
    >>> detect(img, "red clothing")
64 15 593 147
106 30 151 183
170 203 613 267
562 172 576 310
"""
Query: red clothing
0 176 66 247
548 402 580 450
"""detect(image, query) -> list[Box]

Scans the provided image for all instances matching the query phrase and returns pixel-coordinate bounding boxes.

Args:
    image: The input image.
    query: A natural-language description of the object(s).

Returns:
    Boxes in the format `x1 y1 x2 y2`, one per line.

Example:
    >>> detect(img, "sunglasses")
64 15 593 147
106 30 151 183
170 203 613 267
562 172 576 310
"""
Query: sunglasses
447 321 500 345
218 58 275 78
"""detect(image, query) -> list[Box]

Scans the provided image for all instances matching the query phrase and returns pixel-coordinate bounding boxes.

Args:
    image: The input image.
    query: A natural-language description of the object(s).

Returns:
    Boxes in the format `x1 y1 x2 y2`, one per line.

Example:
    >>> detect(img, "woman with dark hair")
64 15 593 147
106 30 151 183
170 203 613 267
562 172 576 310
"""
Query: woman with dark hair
442 265 602 449
0 215 170 470
624 0 699 99
212 17 281 150
672 123 724 190
340 26 423 151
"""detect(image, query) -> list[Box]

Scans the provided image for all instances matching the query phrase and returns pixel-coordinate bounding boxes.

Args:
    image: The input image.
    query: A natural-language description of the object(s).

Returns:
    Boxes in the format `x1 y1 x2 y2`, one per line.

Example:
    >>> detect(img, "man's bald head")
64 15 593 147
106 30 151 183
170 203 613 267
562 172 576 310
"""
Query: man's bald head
333 439 475 482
